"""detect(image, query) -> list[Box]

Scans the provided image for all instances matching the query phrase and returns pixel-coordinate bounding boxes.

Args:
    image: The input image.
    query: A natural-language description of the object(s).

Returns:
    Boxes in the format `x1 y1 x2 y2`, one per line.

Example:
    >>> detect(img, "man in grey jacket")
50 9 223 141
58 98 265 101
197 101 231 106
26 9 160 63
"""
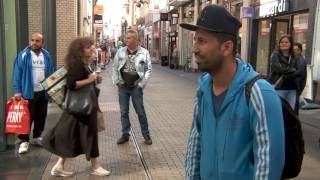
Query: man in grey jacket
112 29 152 145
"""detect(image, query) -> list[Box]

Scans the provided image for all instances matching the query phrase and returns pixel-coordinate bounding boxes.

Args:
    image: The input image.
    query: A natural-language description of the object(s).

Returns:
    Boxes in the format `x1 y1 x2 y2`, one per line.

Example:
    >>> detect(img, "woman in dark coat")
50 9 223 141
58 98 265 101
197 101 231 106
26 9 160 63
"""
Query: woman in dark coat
268 35 299 111
42 37 110 177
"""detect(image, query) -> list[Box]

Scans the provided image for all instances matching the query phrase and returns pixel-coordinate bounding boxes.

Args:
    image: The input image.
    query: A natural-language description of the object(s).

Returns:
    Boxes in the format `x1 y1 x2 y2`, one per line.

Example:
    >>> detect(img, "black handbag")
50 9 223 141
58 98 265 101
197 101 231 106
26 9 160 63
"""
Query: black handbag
62 84 96 116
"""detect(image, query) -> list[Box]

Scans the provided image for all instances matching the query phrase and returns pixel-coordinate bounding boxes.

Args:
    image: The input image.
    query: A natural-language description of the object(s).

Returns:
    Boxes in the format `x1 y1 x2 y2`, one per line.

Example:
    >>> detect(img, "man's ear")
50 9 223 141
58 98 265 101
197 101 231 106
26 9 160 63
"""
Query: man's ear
221 40 234 57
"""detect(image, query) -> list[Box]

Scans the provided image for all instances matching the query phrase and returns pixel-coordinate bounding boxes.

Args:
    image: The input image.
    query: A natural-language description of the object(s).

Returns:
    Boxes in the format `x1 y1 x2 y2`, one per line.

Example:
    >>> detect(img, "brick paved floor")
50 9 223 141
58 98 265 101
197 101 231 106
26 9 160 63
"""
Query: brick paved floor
41 64 320 180
41 64 200 180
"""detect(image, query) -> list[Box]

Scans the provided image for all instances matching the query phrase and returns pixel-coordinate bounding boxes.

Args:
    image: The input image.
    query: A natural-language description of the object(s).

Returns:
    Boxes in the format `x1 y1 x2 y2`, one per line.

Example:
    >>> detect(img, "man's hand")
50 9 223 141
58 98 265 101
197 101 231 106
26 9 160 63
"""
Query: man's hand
133 80 140 87
116 81 125 88
14 93 22 101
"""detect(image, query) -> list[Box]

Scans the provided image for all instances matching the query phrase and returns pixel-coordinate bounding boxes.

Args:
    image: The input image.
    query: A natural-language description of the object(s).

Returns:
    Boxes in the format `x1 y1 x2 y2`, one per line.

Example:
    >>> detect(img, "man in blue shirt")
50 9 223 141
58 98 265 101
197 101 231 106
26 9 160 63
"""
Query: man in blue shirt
13 32 54 154
181 5 285 179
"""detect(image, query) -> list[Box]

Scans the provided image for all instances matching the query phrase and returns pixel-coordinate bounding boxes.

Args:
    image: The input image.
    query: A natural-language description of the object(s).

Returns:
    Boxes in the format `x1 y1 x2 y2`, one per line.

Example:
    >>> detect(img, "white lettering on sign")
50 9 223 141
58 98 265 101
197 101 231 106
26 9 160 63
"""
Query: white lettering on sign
259 0 289 17
13 105 23 110
7 112 23 123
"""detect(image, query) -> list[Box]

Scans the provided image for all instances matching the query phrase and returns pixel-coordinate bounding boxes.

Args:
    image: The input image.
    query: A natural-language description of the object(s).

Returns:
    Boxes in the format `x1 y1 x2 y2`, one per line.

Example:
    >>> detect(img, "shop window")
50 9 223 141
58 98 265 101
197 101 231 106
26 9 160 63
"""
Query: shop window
256 19 271 76
292 13 309 57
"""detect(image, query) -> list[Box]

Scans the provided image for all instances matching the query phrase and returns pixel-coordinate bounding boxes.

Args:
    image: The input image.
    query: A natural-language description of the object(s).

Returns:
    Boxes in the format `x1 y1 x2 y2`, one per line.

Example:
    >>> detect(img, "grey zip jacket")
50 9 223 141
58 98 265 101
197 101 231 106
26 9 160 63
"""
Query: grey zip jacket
112 46 152 88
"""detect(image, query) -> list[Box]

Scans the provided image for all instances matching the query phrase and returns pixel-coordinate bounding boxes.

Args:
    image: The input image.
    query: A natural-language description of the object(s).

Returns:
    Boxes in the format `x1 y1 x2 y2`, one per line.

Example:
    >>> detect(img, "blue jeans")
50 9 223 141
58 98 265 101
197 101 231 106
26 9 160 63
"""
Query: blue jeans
118 86 149 138
276 90 297 110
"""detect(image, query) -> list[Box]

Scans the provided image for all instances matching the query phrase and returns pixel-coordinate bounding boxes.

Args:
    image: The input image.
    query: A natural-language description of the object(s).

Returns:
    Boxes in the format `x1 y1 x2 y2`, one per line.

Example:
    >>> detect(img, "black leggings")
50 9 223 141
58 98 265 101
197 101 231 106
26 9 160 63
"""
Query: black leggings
18 91 48 142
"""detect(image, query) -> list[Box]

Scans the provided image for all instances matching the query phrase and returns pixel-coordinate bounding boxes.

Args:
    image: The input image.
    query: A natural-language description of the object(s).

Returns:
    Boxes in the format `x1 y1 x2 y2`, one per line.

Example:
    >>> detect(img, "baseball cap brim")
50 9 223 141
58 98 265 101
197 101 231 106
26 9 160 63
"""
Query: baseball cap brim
180 23 238 36
180 23 197 31
180 23 226 34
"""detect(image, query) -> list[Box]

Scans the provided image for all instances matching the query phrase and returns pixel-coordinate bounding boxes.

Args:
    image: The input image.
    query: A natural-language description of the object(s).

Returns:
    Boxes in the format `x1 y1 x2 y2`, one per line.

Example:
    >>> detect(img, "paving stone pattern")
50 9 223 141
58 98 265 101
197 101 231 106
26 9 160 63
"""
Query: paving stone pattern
41 64 199 180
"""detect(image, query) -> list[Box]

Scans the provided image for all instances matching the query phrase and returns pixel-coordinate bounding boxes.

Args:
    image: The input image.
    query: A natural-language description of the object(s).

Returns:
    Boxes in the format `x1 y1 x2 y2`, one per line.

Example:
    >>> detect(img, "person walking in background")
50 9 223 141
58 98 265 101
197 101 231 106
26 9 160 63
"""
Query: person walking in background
112 29 152 145
13 32 54 154
293 42 307 113
316 82 320 104
171 43 179 69
181 5 284 179
316 82 320 145
293 42 307 95
268 35 300 111
117 40 124 49
89 45 98 71
110 42 116 60
42 37 110 177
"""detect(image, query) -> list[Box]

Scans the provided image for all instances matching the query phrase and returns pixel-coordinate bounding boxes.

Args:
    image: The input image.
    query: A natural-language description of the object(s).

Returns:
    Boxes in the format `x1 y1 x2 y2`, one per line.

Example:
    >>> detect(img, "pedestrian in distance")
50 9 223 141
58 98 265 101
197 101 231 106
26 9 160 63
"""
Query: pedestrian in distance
293 42 307 114
112 29 152 145
42 37 110 177
180 5 285 179
89 45 99 71
13 32 54 154
117 40 124 49
293 42 307 96
315 81 320 145
316 82 320 104
171 43 179 69
268 35 300 112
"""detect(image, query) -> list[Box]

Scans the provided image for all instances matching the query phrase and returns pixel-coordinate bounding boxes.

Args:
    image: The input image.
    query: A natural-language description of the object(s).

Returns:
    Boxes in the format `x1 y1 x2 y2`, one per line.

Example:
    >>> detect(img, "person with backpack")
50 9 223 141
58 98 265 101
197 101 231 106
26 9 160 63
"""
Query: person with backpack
181 5 285 179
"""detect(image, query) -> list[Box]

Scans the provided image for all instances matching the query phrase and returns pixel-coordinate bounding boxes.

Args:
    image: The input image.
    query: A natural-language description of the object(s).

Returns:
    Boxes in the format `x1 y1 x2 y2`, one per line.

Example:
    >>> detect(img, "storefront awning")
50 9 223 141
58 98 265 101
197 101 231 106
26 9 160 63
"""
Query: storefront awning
168 0 192 7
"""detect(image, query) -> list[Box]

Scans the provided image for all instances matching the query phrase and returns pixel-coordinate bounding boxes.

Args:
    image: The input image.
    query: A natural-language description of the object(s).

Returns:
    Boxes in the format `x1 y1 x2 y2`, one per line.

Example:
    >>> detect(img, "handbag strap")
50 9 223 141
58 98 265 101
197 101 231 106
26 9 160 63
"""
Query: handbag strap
273 76 284 88
273 54 293 88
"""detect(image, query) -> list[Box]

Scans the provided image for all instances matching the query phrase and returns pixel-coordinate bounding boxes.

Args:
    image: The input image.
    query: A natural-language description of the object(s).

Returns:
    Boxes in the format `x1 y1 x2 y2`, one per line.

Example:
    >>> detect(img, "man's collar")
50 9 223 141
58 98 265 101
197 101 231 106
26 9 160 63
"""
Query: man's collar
30 50 43 56
127 46 139 55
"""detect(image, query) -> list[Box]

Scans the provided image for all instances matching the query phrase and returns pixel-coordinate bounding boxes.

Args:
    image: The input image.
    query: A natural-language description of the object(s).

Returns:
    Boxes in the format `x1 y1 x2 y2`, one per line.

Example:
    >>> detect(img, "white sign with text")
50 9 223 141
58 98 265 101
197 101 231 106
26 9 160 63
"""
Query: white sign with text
259 0 289 17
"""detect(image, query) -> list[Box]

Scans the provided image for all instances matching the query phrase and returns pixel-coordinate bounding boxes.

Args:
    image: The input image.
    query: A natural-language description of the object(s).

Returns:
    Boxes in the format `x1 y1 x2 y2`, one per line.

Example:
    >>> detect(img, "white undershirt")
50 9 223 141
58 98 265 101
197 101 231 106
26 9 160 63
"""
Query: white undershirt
31 51 45 92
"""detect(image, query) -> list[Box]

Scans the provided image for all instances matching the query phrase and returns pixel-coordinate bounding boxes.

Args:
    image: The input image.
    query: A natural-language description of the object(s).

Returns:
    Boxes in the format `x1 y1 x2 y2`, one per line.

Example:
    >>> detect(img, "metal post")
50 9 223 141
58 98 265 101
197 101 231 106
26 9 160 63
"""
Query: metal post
192 0 199 69
241 0 251 61
92 0 95 38
42 0 57 68
178 7 183 67
15 0 29 51
131 0 135 27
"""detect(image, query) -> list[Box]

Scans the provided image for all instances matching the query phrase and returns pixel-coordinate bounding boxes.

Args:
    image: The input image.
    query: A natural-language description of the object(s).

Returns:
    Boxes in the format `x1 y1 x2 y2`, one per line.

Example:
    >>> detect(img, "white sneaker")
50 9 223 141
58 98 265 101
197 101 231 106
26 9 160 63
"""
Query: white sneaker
51 165 74 177
18 142 29 154
29 137 43 146
90 166 110 176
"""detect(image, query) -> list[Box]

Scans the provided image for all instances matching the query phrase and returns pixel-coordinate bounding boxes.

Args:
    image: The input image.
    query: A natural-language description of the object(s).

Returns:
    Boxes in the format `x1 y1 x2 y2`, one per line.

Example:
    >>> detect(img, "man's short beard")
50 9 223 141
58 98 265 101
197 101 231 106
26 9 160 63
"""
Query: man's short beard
210 56 224 74
196 55 224 74
31 47 41 55
195 55 209 73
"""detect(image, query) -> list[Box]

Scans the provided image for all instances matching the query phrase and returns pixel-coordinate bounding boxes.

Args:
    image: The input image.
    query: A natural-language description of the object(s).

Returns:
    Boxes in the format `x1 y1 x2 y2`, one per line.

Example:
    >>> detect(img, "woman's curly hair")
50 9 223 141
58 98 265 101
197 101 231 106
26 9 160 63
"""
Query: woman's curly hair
64 37 94 70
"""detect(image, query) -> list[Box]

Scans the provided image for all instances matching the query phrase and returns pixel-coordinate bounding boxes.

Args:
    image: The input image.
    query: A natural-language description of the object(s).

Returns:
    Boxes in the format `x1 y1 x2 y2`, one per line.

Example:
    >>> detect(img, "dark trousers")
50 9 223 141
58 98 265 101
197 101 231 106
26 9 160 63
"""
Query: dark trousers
18 91 48 142
118 86 149 138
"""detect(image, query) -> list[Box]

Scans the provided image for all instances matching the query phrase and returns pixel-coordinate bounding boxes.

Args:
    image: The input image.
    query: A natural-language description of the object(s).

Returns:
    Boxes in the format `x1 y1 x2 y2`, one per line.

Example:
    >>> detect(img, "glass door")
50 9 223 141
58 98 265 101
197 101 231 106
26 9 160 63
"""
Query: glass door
266 17 290 74
256 19 271 76
272 18 290 53
292 13 309 57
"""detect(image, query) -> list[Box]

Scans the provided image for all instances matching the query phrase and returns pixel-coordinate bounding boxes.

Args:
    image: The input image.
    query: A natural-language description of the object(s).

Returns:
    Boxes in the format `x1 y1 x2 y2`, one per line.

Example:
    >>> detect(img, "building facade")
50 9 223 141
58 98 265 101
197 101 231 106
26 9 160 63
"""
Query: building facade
247 0 318 98
0 0 96 151
0 0 28 151
249 0 317 75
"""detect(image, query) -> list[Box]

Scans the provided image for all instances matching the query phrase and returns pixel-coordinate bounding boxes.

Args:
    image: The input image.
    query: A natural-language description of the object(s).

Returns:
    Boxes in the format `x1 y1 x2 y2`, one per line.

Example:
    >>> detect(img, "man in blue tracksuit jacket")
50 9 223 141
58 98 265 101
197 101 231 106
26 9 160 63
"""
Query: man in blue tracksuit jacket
180 5 285 180
13 32 54 154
